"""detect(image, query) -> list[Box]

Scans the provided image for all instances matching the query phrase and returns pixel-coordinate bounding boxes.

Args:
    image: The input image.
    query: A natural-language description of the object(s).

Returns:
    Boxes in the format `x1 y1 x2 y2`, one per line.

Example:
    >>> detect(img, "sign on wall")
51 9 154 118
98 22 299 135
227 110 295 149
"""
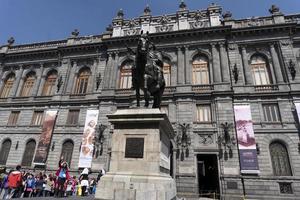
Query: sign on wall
234 104 259 174
78 110 99 168
33 110 58 166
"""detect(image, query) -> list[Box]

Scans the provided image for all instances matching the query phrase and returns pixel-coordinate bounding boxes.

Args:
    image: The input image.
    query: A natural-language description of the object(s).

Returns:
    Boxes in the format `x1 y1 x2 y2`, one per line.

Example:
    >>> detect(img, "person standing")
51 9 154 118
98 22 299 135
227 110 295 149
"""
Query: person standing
1 170 9 199
23 173 35 198
55 159 70 197
79 168 89 196
7 165 22 199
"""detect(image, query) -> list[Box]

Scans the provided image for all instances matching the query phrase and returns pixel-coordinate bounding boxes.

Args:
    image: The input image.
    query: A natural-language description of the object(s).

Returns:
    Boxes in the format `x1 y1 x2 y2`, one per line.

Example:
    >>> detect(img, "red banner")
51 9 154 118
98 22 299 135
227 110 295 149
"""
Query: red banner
33 110 58 165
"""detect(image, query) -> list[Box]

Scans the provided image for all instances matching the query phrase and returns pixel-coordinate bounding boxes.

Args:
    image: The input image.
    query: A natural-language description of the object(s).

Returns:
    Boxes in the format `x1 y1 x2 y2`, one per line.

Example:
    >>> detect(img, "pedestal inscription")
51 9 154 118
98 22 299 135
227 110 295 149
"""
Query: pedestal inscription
95 108 177 200
125 138 144 158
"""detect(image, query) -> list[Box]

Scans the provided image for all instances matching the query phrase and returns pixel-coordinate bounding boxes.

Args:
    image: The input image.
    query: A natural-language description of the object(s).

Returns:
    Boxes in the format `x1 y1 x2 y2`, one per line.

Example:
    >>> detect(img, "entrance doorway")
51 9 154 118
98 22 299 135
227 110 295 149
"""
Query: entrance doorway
197 154 220 199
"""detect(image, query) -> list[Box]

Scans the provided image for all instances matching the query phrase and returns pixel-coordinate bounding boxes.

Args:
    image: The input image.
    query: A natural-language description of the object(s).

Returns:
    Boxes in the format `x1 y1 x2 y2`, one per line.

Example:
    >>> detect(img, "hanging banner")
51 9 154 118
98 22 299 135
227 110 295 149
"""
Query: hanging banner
78 110 99 168
33 110 58 166
294 102 300 123
234 104 259 174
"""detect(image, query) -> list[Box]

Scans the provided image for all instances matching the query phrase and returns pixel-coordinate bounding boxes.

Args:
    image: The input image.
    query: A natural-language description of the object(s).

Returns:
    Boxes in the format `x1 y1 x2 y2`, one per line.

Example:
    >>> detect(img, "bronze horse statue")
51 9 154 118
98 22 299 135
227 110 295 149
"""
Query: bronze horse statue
128 32 165 108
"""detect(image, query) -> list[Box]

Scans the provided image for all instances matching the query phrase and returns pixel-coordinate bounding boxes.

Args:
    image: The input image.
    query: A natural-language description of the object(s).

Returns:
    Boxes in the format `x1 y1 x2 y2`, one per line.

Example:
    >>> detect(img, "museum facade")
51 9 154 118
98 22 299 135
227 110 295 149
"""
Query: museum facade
0 2 300 199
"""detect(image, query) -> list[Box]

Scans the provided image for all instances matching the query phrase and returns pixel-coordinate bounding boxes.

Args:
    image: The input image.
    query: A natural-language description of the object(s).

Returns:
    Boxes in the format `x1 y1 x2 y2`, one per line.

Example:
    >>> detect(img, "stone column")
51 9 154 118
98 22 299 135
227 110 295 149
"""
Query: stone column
11 66 24 97
66 61 77 94
177 47 185 85
90 59 98 93
110 52 119 89
33 63 44 96
37 74 46 96
211 43 221 83
184 46 191 84
241 46 253 85
219 42 230 82
103 53 113 89
270 43 284 84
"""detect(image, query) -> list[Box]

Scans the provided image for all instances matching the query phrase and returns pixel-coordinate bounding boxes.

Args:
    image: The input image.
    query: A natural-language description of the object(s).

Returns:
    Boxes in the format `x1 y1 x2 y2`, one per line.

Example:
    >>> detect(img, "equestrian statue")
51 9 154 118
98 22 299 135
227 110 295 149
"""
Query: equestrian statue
127 31 165 108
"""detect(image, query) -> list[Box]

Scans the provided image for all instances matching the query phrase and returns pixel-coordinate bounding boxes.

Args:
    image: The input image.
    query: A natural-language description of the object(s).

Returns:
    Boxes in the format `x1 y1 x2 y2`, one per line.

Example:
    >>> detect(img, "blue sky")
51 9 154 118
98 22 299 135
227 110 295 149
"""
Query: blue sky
0 0 300 45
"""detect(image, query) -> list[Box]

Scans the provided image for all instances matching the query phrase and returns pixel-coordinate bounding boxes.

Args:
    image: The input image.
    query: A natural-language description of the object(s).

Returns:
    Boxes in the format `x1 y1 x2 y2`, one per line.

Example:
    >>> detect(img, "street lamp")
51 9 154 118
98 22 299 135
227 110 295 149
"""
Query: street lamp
218 122 236 160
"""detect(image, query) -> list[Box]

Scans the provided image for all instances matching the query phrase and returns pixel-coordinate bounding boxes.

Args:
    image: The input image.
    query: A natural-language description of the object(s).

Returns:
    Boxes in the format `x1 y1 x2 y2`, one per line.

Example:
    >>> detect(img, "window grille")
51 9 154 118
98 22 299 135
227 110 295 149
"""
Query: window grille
192 56 209 85
66 110 80 125
20 73 36 97
119 61 133 89
31 111 44 126
61 140 74 167
0 139 12 165
7 111 20 126
74 69 90 94
21 140 36 167
42 72 57 96
270 142 292 176
0 74 15 98
263 104 281 122
196 105 211 122
251 55 272 85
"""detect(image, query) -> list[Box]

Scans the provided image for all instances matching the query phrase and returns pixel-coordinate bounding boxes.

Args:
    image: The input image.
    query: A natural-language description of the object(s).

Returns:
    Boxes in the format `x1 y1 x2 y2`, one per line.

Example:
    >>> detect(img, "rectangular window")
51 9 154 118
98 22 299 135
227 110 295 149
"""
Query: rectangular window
263 104 281 122
196 105 211 122
66 110 80 125
7 111 20 126
31 111 44 126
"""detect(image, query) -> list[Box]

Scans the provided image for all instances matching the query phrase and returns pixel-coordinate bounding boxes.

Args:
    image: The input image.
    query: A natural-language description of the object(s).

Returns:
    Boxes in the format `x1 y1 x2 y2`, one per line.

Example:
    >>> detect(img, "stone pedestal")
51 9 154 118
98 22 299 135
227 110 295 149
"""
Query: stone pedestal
95 108 177 200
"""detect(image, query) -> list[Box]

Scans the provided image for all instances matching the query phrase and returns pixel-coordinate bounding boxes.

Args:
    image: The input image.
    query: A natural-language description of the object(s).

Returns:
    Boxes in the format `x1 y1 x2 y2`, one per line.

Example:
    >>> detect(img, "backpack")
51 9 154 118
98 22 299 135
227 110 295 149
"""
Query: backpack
8 171 22 188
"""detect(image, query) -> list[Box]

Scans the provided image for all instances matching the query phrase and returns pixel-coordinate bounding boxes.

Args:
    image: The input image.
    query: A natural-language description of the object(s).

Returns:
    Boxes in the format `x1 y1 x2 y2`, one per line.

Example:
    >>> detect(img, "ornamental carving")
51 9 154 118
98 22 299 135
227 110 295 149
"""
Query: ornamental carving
198 134 214 145
191 10 207 21
155 25 173 33
280 39 292 46
158 15 171 25
124 28 141 36
190 20 208 29
124 19 140 28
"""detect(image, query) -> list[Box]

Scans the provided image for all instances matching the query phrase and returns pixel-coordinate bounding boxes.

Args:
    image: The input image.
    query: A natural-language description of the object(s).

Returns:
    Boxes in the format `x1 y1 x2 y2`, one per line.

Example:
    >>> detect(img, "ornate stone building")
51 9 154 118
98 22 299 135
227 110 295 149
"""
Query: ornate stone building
0 2 300 199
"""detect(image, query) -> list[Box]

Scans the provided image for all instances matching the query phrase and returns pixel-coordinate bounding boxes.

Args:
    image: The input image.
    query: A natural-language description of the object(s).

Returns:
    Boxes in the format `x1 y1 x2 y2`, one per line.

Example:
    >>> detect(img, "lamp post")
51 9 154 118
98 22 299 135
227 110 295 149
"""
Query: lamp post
176 123 191 161
218 122 236 160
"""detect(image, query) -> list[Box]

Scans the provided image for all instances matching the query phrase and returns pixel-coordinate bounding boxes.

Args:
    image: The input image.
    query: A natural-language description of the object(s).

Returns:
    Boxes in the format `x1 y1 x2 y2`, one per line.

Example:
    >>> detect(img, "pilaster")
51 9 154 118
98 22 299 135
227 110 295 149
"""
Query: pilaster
269 43 284 84
177 47 185 85
211 43 221 83
184 46 191 84
33 63 44 96
11 66 24 97
219 42 230 82
241 46 253 85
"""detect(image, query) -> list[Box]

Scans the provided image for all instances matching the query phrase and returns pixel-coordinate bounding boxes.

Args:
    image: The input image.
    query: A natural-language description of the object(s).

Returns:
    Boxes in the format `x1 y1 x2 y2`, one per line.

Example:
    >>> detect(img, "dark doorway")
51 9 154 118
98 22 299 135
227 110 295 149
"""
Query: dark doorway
197 154 220 199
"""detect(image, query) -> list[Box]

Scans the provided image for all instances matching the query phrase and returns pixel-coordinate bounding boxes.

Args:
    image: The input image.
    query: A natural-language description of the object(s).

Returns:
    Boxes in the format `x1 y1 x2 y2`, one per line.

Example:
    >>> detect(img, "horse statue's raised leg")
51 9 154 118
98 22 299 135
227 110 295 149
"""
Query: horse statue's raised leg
136 87 140 107
143 88 150 107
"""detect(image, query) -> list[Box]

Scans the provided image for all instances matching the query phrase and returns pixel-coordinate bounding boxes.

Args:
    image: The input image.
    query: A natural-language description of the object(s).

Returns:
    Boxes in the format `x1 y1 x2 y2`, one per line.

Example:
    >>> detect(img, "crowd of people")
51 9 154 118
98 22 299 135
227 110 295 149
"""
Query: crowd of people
0 159 105 199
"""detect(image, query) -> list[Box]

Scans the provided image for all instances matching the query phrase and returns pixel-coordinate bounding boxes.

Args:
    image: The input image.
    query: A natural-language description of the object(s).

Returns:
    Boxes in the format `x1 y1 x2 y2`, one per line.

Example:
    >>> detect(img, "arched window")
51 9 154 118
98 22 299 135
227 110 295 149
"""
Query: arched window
0 139 12 165
192 56 210 85
21 140 36 167
270 142 292 176
20 72 36 97
0 74 15 98
42 71 57 96
74 68 91 94
61 140 74 167
163 58 171 87
251 55 272 85
119 61 133 89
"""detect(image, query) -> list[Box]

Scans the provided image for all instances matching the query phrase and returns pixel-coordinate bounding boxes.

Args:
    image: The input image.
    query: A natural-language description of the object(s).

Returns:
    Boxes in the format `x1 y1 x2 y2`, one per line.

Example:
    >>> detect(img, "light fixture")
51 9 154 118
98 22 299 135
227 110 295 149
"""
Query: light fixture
51 141 55 151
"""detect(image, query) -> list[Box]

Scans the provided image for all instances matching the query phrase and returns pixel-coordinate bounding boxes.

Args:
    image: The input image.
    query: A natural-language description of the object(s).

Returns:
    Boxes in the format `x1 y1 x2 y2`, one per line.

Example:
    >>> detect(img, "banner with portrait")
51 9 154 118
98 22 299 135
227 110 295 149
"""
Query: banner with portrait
234 104 259 174
294 102 300 123
33 110 58 165
78 110 99 168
